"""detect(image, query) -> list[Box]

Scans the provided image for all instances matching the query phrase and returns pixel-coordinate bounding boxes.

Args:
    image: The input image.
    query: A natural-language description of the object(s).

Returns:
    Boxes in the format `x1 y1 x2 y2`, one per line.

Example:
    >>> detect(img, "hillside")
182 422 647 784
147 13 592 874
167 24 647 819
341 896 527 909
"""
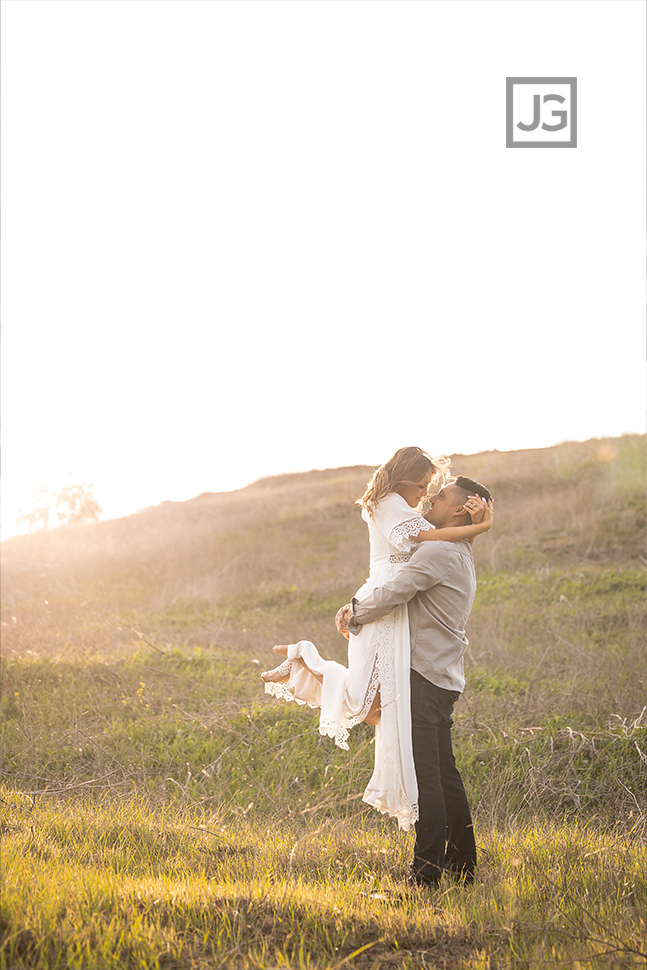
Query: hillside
2 434 645 662
3 432 645 727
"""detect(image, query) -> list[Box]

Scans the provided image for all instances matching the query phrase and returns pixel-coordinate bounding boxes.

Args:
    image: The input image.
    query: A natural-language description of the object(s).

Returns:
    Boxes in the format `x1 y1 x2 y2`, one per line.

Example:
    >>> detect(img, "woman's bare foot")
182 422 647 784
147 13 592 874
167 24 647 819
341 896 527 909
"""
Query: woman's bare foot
364 691 381 726
261 659 292 683
273 644 289 658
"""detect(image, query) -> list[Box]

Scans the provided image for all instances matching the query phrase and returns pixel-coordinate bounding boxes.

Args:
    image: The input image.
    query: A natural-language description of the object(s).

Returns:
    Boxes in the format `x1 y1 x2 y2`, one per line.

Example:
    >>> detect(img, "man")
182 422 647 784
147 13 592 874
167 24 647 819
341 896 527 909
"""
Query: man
337 476 493 888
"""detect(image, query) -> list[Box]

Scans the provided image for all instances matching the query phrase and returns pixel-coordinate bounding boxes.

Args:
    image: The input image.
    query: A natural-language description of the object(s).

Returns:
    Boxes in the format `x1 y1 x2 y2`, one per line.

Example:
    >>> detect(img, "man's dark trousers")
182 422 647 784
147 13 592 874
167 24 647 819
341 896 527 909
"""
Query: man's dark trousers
410 669 476 886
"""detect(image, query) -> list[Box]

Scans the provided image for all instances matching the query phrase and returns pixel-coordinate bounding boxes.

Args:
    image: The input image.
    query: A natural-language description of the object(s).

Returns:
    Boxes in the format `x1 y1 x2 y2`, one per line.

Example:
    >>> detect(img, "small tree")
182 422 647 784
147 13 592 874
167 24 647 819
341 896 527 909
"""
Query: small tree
54 484 102 526
18 483 102 532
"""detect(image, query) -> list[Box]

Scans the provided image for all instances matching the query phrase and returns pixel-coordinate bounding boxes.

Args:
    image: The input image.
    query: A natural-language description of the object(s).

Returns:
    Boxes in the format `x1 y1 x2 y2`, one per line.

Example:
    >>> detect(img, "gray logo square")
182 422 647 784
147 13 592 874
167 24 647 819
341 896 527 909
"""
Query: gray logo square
506 77 577 148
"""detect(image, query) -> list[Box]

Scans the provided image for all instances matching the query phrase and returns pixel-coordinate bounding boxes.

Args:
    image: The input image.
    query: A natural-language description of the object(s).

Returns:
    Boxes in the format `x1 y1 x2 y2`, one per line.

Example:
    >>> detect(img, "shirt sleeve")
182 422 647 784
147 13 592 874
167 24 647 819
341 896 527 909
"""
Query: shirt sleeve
372 493 433 552
350 543 449 630
388 517 434 553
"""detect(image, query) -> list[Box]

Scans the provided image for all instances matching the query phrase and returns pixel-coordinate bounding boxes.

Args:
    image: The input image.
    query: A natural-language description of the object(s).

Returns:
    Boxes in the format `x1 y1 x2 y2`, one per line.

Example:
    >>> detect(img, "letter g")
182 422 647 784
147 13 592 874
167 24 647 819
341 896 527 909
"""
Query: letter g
541 93 567 132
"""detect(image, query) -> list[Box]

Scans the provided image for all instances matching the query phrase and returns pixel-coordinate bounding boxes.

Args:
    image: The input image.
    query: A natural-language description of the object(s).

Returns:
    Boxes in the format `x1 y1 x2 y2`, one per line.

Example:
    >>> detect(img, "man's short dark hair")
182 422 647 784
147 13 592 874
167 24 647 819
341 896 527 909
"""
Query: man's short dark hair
452 476 492 503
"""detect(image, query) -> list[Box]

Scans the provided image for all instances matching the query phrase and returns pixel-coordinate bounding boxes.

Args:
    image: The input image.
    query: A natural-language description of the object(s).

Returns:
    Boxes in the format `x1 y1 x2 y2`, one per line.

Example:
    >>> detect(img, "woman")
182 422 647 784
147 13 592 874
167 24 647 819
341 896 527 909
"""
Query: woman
261 446 491 830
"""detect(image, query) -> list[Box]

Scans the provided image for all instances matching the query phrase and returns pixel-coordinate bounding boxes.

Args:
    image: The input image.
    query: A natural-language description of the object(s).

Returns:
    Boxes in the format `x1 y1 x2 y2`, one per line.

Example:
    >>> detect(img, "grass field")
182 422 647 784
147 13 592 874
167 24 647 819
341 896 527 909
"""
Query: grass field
1 435 646 968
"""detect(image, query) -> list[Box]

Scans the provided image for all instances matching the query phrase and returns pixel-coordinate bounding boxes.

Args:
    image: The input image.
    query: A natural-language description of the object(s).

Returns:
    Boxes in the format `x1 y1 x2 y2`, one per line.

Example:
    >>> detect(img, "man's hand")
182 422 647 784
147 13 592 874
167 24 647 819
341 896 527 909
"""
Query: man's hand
335 603 353 640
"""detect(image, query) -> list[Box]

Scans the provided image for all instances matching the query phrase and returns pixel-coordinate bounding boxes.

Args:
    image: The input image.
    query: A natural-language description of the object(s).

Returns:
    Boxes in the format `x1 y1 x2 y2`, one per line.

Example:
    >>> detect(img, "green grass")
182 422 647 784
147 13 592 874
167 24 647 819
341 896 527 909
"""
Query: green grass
2 796 645 969
2 632 645 827
2 616 646 967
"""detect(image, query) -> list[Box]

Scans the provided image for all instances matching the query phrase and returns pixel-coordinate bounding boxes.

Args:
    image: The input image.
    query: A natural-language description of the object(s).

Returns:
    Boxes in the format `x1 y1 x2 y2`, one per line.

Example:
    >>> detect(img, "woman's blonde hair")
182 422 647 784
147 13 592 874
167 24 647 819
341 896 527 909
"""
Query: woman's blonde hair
357 446 451 516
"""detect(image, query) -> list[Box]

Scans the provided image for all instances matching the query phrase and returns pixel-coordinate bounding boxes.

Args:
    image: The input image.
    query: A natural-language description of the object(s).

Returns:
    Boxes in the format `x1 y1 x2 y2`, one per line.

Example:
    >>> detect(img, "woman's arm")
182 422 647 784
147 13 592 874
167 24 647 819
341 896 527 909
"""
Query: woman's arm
413 500 493 543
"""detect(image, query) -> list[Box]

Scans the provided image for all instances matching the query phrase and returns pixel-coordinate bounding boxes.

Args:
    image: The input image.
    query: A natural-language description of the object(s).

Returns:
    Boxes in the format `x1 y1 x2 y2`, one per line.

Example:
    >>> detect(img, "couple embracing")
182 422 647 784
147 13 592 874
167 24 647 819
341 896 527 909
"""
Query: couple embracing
261 446 493 889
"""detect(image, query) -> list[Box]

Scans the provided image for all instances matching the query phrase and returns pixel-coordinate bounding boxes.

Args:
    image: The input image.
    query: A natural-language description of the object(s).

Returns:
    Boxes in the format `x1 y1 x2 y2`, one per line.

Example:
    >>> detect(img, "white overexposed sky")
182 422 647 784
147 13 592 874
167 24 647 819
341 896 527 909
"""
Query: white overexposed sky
1 0 645 538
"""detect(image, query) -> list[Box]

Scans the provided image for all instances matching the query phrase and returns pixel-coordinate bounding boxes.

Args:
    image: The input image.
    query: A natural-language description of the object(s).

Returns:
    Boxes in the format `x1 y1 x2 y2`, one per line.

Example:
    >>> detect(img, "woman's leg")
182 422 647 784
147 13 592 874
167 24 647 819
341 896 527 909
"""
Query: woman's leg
364 690 381 726
261 644 325 685
260 659 293 683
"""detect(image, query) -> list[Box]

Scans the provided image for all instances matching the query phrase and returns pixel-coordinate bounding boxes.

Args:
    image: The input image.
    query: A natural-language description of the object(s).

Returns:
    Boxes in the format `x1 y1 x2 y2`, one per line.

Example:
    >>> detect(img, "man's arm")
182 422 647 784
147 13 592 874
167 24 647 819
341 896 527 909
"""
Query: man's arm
347 544 447 633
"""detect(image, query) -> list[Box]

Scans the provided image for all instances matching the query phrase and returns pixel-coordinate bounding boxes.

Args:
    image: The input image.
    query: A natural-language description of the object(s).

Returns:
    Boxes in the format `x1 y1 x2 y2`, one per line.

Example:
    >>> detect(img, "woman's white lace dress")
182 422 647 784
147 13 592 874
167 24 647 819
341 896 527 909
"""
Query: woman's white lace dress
264 492 432 831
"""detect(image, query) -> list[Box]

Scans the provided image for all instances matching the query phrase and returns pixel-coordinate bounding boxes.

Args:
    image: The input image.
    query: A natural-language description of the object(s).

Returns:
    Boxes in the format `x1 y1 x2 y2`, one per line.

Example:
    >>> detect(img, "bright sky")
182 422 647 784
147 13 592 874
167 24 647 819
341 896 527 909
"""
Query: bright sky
2 0 645 538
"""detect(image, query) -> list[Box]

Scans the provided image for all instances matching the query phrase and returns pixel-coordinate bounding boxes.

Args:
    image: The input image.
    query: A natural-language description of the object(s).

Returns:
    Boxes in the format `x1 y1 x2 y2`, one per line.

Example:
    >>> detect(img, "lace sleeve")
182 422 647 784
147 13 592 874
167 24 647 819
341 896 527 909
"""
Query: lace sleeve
388 516 432 553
